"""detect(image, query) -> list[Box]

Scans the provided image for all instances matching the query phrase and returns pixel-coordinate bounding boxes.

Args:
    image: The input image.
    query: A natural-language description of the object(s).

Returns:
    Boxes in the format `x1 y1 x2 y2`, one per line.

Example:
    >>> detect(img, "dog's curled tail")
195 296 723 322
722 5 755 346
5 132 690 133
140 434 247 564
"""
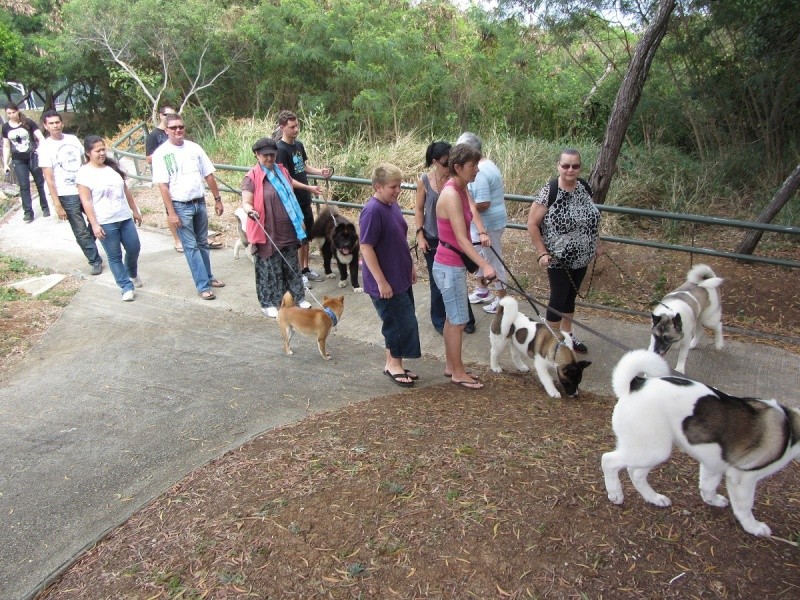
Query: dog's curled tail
612 349 672 398
497 296 519 336
280 291 295 309
687 263 723 289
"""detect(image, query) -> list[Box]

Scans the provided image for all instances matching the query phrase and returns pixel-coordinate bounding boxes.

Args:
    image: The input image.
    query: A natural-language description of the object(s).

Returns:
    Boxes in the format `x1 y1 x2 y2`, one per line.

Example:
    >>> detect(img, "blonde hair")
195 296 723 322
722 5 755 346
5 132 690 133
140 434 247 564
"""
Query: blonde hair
371 163 403 185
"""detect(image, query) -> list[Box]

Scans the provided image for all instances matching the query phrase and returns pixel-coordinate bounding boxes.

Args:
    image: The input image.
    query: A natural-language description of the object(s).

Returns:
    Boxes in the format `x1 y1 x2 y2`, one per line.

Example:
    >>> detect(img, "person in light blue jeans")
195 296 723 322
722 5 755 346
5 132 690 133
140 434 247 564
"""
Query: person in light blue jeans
151 115 225 300
76 136 142 301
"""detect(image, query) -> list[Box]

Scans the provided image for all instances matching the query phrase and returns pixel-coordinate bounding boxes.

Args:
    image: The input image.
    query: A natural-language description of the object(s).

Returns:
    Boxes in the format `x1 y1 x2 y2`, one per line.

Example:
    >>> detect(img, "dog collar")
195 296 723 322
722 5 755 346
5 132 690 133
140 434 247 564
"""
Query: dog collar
324 307 338 327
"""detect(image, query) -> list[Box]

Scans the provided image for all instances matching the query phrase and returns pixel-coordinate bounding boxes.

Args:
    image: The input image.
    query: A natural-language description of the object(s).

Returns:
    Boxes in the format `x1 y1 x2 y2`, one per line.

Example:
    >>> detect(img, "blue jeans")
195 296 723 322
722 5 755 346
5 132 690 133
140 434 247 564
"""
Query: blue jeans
59 195 102 266
99 219 140 294
173 200 214 292
12 159 48 217
424 235 474 333
371 288 422 359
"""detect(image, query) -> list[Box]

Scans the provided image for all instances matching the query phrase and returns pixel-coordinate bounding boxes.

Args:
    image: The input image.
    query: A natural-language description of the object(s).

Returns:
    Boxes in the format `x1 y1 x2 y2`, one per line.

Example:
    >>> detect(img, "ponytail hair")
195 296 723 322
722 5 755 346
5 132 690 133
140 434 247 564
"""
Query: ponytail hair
83 135 127 180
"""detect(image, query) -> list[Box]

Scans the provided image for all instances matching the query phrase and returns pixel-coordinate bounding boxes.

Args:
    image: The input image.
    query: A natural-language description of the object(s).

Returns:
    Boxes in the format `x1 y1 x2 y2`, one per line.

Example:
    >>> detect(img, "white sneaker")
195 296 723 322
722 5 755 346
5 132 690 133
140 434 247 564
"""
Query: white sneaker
132 276 143 288
261 306 278 318
298 300 311 309
483 297 500 314
468 289 494 304
305 269 323 282
121 290 135 302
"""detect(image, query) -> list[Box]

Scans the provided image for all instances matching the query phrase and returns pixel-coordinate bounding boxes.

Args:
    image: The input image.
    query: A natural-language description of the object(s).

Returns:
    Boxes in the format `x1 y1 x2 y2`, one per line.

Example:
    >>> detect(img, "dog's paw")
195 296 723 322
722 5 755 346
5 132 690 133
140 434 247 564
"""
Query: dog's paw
326 273 337 279
647 494 672 508
516 365 530 373
702 493 729 508
353 287 363 293
490 366 502 373
324 354 331 360
715 339 724 350
546 389 562 399
607 490 624 505
742 520 771 537
338 279 347 288
285 349 294 356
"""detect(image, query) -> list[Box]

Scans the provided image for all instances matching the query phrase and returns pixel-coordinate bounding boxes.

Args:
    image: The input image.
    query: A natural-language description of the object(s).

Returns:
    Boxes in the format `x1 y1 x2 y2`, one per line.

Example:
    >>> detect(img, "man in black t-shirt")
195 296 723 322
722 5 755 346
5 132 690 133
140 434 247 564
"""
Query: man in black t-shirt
275 110 332 282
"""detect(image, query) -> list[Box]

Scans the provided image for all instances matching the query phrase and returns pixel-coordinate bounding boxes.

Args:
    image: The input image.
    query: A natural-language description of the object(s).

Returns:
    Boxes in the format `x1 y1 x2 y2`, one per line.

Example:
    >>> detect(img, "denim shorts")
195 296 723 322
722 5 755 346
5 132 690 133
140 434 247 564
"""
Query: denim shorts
432 262 470 326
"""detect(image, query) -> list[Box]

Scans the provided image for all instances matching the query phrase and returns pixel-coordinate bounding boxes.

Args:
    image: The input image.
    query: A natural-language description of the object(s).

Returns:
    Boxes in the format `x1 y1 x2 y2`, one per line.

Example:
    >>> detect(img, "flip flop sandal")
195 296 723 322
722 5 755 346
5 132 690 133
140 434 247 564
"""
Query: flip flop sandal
210 279 226 288
199 290 216 300
384 369 414 388
451 379 483 390
175 246 184 253
208 240 224 250
404 369 419 380
443 370 480 379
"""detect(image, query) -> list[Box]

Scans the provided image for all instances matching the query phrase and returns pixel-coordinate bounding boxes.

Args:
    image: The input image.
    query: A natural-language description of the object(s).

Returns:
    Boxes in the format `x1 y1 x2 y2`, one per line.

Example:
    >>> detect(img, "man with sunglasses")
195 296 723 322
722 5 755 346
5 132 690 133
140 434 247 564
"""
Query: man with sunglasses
151 115 226 300
145 104 222 253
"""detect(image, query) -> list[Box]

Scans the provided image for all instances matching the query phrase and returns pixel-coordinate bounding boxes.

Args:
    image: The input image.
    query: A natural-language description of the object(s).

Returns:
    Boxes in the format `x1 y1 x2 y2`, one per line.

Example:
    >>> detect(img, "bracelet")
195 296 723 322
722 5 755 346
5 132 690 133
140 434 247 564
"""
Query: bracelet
214 195 222 201
416 227 424 235
479 231 487 236
538 253 550 261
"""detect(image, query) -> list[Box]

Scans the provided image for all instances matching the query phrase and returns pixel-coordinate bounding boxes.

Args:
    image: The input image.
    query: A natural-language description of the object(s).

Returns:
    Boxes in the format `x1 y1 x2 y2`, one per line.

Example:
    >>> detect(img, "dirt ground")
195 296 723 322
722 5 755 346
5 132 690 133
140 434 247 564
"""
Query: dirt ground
2 189 798 599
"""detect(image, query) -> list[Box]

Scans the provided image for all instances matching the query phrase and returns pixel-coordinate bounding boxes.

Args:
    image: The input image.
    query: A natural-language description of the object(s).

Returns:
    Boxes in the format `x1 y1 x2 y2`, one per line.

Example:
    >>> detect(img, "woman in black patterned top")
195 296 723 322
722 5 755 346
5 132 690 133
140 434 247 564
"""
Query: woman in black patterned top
526 148 601 353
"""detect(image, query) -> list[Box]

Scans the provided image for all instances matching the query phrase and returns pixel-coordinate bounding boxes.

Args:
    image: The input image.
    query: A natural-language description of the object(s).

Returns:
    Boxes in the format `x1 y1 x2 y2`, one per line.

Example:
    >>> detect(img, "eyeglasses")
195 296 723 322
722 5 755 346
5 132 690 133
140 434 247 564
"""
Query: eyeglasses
560 163 581 170
167 125 185 131
161 112 177 117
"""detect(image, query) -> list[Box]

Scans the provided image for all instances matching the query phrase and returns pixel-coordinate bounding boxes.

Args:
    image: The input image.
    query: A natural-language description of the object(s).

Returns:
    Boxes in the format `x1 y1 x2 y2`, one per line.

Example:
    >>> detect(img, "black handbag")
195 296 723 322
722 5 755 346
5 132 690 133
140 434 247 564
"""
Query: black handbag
440 240 479 274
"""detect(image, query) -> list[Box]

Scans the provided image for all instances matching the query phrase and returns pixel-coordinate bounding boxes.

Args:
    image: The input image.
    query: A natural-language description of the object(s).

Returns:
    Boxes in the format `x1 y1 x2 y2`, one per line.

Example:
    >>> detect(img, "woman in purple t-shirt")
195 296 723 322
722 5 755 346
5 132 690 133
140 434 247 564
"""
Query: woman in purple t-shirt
359 163 421 388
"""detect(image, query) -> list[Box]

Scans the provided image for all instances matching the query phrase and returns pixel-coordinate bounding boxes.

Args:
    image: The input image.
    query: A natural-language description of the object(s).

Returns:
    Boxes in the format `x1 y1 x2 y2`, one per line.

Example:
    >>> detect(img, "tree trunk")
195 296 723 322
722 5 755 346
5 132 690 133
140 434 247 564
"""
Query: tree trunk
734 164 800 255
589 0 675 204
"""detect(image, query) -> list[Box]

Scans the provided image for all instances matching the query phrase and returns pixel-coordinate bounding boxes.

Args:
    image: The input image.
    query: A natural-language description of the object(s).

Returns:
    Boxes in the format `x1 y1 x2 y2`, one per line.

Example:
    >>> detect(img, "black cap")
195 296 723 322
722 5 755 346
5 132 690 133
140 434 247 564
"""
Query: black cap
252 137 278 155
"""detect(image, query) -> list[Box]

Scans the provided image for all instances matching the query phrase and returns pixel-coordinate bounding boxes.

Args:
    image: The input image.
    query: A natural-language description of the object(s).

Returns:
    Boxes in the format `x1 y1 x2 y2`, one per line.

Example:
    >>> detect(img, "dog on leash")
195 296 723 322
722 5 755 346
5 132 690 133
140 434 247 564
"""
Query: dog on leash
602 349 800 537
277 291 344 360
308 207 362 291
489 297 591 398
649 263 724 373
233 207 255 262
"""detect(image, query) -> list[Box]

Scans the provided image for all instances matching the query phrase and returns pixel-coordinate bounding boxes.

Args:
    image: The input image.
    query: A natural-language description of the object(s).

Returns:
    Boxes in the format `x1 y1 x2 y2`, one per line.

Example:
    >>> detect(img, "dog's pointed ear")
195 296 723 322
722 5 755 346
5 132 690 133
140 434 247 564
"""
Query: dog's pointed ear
577 360 592 370
673 313 682 328
652 314 660 326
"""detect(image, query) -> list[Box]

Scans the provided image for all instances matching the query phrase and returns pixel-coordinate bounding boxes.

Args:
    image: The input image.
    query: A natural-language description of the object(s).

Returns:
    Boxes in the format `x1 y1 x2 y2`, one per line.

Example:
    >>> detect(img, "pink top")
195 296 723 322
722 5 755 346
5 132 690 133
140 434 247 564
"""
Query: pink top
434 180 472 267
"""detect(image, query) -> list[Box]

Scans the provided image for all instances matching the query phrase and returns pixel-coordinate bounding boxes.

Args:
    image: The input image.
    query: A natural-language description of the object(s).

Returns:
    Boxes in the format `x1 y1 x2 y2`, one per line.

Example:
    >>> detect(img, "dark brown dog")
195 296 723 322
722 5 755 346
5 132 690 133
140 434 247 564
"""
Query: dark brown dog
309 207 361 291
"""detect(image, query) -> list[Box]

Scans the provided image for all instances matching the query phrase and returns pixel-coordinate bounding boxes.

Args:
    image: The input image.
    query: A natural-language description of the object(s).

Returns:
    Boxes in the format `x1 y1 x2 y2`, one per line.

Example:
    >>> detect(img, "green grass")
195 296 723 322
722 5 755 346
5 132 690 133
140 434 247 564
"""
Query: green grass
193 111 787 222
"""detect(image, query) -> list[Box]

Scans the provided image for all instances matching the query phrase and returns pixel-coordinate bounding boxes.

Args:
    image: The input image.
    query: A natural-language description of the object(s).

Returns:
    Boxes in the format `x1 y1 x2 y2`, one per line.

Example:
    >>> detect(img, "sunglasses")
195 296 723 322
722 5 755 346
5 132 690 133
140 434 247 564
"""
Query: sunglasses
559 163 581 170
167 125 185 131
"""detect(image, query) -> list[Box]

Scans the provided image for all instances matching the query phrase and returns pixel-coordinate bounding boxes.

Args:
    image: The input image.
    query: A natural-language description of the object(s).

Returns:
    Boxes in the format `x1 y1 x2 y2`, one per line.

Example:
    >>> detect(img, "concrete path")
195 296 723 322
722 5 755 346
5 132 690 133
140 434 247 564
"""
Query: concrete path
1 207 798 600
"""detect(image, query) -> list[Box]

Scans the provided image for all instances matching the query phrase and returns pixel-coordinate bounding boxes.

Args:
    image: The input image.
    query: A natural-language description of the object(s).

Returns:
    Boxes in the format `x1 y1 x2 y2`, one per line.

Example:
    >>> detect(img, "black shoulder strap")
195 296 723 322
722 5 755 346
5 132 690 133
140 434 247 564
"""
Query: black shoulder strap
547 178 558 208
548 177 593 208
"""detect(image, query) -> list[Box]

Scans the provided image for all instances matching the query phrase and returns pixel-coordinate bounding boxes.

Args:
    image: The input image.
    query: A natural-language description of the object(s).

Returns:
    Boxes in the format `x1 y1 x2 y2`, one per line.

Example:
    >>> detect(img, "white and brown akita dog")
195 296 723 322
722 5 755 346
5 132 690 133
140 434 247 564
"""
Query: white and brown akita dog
602 349 800 537
649 263 724 374
489 296 591 398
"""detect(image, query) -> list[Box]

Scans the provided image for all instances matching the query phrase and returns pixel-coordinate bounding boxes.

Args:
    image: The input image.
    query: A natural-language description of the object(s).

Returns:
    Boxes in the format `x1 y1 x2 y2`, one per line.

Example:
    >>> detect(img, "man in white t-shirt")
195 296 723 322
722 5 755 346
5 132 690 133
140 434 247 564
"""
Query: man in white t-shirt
39 110 103 275
151 115 225 299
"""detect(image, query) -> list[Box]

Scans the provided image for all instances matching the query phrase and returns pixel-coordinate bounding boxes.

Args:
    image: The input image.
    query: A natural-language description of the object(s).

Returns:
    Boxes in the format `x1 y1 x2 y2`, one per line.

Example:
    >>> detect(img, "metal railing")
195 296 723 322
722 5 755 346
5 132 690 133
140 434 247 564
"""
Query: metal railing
111 126 799 269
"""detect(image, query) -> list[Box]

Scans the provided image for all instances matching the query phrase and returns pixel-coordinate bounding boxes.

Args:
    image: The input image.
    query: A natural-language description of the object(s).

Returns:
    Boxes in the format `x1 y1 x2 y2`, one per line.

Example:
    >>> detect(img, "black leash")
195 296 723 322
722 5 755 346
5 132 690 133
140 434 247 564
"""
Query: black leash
478 243 634 353
246 211 328 312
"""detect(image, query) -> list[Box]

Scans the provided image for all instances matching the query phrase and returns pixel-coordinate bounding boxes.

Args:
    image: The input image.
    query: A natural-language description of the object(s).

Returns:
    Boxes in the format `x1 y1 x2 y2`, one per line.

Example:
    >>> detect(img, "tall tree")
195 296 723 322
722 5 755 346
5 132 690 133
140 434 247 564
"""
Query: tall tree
734 165 800 255
590 0 674 204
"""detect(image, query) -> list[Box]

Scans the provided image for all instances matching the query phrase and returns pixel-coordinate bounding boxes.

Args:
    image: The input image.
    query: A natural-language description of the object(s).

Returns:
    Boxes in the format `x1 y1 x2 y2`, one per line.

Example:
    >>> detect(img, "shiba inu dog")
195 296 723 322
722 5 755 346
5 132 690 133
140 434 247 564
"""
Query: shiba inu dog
277 291 344 360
